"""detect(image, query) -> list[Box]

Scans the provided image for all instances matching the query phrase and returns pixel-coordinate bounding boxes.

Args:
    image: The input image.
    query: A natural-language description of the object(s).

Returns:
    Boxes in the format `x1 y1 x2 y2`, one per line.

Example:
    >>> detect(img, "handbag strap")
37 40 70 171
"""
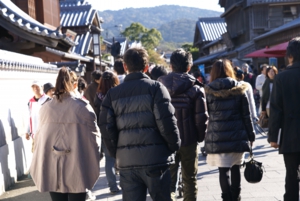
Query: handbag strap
249 146 253 158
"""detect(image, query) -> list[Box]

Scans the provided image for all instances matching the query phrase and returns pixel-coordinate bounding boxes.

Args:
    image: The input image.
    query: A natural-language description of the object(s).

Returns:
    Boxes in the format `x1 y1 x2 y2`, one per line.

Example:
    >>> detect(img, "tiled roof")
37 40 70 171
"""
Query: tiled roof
70 32 92 55
254 17 300 41
46 47 90 62
0 49 58 73
251 0 299 4
60 4 97 27
196 17 227 42
0 0 75 46
60 0 89 7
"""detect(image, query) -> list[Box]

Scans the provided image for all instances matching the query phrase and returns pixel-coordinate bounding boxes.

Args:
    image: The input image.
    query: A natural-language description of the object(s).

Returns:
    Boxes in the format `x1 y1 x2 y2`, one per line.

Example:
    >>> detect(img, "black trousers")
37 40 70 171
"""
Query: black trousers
120 166 171 201
283 153 300 201
218 165 241 194
49 192 87 201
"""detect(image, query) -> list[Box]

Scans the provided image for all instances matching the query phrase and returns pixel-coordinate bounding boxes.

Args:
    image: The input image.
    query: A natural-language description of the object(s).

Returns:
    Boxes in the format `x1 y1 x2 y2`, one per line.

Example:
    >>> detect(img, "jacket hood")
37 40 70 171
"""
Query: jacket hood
158 72 197 96
205 77 248 98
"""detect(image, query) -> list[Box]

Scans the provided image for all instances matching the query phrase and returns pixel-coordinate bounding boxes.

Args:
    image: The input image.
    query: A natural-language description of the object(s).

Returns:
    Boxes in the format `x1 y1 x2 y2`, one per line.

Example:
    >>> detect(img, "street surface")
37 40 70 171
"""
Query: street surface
0 132 286 201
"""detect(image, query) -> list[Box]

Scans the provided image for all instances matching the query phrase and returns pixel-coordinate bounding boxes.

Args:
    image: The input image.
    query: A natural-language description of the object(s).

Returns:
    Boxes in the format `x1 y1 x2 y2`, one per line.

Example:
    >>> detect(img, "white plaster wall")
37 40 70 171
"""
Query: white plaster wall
0 70 57 195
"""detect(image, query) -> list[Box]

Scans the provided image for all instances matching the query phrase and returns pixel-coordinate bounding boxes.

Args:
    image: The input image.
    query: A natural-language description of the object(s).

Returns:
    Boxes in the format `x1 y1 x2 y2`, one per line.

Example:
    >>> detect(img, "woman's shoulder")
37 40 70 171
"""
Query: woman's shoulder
205 83 248 98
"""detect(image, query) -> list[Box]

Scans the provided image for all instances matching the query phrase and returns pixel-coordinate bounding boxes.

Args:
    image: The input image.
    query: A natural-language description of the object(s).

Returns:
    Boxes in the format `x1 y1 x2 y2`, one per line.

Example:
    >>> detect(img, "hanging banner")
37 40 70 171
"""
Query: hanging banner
269 57 278 67
198 64 205 75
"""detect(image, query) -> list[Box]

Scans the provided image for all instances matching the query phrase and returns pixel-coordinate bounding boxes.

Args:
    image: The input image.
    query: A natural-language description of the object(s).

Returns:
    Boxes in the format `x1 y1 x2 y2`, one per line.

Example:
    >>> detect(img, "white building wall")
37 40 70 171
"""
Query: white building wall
0 70 57 196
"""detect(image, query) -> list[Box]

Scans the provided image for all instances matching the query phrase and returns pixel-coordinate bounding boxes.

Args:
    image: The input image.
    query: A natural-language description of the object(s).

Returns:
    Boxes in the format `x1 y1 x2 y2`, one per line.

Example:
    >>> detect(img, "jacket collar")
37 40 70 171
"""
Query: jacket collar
286 61 300 70
124 72 150 82
205 83 248 98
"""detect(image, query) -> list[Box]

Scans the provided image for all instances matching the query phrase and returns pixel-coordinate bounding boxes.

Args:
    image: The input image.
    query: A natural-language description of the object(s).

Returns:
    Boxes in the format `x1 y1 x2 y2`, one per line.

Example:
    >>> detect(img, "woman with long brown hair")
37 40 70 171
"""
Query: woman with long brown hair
94 70 120 194
204 59 255 201
30 67 100 201
261 66 278 117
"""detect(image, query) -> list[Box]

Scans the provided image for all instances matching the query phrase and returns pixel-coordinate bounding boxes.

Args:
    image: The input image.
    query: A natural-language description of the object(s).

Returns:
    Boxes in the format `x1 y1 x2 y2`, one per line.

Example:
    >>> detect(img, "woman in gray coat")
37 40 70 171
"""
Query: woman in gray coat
30 67 101 201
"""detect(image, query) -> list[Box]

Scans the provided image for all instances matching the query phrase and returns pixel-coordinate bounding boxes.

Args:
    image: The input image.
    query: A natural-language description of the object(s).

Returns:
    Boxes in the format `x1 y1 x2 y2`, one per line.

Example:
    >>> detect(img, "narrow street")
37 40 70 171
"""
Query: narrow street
0 132 286 201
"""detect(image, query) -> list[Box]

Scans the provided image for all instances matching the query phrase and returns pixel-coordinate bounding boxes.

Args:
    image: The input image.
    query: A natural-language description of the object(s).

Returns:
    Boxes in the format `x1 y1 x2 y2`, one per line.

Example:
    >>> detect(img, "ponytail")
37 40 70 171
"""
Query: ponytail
54 67 74 101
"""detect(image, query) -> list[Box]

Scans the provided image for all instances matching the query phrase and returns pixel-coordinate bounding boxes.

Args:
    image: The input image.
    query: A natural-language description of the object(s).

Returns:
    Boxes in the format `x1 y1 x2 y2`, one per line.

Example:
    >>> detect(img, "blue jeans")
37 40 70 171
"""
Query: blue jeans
120 166 171 201
102 142 118 190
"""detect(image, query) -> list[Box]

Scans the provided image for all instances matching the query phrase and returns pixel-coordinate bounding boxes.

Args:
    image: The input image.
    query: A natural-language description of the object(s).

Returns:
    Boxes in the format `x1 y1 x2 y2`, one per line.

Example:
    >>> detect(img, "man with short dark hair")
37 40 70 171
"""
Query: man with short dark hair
99 47 181 201
84 70 102 115
158 49 208 201
113 58 126 83
268 37 300 201
150 65 168 80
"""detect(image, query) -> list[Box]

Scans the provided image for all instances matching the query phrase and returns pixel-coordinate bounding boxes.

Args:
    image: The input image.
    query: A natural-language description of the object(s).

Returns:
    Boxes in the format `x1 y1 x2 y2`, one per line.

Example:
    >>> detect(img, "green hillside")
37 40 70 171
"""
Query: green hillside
98 5 222 43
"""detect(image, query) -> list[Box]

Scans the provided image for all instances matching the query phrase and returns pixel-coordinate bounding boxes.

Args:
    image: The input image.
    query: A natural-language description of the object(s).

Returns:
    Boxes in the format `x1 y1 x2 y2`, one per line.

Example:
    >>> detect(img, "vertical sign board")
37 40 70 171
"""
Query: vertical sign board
198 64 205 75
269 57 278 67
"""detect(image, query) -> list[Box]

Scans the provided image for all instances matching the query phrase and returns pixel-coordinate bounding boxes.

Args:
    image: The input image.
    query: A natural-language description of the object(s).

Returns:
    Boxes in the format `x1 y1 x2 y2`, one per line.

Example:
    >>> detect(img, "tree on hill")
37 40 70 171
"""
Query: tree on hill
122 23 162 50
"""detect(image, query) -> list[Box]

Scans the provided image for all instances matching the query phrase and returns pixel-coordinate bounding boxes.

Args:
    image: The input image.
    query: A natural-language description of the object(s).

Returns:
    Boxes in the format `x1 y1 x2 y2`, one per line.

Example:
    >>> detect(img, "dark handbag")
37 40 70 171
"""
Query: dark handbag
258 114 268 128
243 148 264 183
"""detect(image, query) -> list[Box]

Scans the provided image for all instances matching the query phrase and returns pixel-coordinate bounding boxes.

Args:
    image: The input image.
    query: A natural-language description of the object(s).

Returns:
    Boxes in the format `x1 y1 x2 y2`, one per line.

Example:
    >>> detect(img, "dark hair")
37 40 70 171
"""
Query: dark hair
234 66 244 81
150 65 168 80
113 58 125 75
210 59 236 82
54 67 75 101
266 66 278 79
287 37 300 63
123 47 149 72
170 48 193 73
77 77 87 94
91 70 102 81
193 71 206 83
97 71 120 95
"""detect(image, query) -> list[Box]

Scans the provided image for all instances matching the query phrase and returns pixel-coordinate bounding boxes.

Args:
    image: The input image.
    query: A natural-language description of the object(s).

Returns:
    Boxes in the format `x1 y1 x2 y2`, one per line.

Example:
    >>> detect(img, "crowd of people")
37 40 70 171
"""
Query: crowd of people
25 37 300 201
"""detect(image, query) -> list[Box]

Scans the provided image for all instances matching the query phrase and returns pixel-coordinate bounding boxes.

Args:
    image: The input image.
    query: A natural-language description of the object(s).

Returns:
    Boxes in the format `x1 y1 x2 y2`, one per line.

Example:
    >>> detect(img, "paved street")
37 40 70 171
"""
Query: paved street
0 132 286 201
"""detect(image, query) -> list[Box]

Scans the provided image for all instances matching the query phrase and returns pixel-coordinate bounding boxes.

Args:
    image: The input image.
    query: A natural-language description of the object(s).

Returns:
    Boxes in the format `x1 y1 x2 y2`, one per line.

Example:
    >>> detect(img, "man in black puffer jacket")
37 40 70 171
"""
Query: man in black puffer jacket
99 47 181 201
158 49 208 201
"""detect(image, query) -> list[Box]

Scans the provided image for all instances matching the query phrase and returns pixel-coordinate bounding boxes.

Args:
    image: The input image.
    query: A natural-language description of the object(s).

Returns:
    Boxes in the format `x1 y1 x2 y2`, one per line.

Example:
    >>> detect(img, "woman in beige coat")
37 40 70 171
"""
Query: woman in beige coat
30 67 101 201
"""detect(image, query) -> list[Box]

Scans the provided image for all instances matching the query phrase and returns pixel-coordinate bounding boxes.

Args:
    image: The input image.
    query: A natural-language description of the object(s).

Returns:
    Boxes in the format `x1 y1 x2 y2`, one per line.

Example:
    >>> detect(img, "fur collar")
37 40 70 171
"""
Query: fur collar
205 83 248 98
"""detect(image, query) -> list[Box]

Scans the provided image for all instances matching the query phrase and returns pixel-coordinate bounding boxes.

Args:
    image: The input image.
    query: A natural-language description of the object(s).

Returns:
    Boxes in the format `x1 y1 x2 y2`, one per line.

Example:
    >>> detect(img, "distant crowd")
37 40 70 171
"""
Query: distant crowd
25 37 300 201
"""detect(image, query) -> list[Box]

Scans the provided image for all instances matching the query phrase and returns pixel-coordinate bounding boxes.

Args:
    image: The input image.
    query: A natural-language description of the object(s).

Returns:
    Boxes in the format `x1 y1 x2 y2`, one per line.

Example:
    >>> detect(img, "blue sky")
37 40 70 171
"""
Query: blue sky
91 0 224 12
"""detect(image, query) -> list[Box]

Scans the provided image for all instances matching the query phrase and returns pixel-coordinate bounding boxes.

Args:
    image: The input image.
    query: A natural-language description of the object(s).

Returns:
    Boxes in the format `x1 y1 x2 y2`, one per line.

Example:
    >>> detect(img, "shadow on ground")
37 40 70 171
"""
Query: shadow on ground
0 175 50 201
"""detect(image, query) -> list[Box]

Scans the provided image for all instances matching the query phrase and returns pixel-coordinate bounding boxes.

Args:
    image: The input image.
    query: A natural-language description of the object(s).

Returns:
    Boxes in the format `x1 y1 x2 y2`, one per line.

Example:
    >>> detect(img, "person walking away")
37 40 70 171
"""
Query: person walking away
158 49 208 201
94 71 120 194
193 71 206 84
255 64 268 114
242 63 256 89
234 67 258 122
113 58 126 84
71 71 97 200
84 70 102 114
268 37 300 201
204 59 255 201
150 65 168 80
261 66 278 118
99 47 181 201
30 67 100 201
38 82 55 105
77 77 88 98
